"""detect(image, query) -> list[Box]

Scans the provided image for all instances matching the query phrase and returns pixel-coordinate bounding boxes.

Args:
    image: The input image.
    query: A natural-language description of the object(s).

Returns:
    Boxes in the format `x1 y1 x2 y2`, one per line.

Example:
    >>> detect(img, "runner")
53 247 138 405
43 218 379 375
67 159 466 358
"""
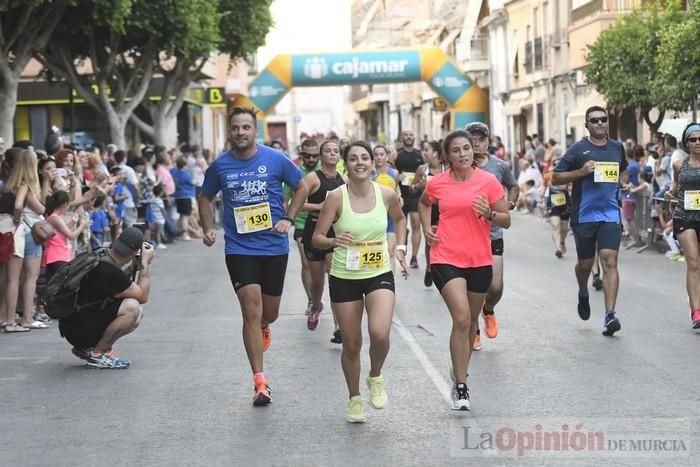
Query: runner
287 139 320 316
302 140 345 344
312 140 408 423
198 107 308 406
394 129 424 269
418 129 510 410
666 123 700 329
371 144 402 272
413 140 445 287
544 155 572 258
465 122 519 350
552 106 627 336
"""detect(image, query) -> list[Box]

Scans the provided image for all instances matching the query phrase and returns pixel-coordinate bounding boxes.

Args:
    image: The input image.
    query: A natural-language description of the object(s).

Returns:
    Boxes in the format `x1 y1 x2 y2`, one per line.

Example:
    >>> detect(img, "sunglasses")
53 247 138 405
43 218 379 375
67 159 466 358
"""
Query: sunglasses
588 117 608 124
687 137 700 143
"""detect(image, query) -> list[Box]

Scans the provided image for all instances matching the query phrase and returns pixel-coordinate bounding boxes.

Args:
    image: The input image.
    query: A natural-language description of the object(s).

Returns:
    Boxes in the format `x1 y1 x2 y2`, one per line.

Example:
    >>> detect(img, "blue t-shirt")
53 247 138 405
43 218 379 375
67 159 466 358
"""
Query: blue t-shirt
554 137 627 225
201 144 304 255
90 209 109 249
171 168 196 199
113 183 125 218
624 159 639 201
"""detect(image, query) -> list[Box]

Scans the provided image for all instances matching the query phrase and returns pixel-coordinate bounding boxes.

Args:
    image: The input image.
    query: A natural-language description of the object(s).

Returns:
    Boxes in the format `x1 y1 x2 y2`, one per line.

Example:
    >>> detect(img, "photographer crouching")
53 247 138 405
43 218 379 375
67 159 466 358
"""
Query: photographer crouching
47 227 155 369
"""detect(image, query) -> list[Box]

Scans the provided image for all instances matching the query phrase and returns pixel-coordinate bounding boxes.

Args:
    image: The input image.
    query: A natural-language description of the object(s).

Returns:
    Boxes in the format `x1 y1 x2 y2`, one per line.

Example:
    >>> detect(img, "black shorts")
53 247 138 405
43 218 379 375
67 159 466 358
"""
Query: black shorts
673 218 700 241
59 299 122 349
548 207 571 220
431 264 493 293
137 205 148 220
402 197 420 214
328 271 395 303
491 238 504 256
293 227 304 241
175 198 192 216
302 217 334 262
225 254 288 296
571 222 622 259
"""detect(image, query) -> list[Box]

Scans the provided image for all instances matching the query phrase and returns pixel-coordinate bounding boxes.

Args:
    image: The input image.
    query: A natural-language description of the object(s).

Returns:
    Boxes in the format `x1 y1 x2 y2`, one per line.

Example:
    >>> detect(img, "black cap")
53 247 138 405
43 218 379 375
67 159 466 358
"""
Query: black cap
113 227 144 256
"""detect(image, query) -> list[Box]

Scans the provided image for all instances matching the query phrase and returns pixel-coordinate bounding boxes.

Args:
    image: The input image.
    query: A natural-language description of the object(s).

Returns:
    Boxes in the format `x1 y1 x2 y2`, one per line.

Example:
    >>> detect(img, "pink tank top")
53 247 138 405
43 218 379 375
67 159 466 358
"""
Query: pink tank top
43 213 72 265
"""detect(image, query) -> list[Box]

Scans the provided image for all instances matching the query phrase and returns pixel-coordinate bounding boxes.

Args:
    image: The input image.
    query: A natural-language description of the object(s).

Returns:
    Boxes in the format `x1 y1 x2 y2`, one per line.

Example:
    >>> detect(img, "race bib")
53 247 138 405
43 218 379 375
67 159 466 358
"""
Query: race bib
684 190 700 210
550 193 566 207
594 162 619 183
346 241 385 271
401 172 415 186
233 202 273 234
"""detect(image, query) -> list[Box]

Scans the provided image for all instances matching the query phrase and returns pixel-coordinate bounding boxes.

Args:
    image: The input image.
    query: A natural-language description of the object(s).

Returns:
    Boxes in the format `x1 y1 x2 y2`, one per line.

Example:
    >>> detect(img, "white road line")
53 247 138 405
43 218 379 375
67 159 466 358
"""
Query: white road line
392 311 453 406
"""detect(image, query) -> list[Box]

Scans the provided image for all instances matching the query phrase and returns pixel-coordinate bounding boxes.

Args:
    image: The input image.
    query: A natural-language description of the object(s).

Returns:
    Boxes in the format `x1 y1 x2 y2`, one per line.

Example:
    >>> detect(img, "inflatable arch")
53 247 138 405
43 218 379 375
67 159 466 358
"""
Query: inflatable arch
235 47 488 140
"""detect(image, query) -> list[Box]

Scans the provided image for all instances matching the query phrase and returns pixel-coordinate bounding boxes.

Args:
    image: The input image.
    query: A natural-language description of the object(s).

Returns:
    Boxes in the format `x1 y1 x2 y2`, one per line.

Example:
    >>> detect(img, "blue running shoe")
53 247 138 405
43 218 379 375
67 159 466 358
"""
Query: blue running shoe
86 352 130 369
602 312 621 336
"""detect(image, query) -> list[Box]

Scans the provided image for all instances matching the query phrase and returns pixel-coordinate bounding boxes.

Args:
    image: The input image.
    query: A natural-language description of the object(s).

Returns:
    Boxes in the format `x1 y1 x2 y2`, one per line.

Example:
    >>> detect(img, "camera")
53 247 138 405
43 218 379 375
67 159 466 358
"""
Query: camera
56 168 67 178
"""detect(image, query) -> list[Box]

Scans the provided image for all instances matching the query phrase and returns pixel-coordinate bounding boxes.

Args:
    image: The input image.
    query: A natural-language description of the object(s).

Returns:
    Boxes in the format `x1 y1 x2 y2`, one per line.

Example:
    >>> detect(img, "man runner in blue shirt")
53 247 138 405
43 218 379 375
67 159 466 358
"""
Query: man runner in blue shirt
198 107 308 405
553 106 627 336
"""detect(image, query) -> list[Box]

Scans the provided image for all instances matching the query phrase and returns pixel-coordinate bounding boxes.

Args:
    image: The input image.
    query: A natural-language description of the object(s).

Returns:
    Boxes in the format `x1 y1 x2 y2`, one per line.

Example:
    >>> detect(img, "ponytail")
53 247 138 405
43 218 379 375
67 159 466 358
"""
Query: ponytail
45 190 70 216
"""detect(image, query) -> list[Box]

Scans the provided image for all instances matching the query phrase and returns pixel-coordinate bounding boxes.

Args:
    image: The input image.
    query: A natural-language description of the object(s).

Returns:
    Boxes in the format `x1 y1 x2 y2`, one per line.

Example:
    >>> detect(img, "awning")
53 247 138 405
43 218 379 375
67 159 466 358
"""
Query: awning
658 118 689 140
352 97 378 113
504 100 528 116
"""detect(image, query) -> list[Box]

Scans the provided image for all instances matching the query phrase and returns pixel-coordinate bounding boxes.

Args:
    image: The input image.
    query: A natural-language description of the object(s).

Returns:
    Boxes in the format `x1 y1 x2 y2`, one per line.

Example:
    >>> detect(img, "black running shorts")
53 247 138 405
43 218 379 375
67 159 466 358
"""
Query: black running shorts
175 198 193 216
328 271 395 303
571 222 622 259
431 264 493 294
673 218 700 241
225 254 289 296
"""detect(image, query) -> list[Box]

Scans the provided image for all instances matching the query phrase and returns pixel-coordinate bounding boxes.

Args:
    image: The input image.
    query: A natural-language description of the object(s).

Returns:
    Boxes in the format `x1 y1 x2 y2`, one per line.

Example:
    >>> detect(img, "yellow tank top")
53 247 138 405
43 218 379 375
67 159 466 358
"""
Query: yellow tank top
330 183 391 279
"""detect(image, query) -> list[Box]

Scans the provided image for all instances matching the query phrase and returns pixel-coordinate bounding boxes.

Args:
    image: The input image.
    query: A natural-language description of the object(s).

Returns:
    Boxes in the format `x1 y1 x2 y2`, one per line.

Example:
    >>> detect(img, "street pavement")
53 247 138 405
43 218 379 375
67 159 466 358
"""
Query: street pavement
1 211 698 466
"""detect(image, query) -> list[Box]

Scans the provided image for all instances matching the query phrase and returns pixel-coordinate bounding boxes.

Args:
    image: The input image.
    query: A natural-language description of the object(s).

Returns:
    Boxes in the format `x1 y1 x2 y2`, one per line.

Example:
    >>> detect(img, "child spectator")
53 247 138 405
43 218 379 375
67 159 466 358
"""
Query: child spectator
150 184 167 249
110 166 127 238
44 191 90 281
90 194 109 250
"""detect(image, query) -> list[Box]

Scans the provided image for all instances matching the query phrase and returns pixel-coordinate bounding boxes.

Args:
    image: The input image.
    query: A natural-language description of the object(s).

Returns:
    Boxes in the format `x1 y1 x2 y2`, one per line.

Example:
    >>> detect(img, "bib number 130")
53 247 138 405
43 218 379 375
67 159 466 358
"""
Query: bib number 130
234 202 273 233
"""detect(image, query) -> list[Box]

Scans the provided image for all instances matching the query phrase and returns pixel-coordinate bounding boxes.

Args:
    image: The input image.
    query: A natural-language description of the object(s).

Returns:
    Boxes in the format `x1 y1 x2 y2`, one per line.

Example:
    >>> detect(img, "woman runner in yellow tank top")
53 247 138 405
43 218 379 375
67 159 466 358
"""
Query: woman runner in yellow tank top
313 140 408 423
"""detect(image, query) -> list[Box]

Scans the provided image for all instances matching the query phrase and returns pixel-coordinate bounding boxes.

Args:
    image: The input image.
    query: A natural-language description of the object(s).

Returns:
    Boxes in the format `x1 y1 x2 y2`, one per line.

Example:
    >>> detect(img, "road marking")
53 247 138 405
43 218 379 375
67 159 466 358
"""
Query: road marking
392 311 453 406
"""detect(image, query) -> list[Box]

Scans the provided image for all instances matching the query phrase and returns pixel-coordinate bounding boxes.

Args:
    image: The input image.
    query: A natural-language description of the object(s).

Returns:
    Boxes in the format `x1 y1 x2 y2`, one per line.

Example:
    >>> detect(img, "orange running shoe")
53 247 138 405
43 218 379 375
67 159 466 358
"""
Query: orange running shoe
261 325 271 352
483 312 499 338
253 375 271 406
472 333 481 351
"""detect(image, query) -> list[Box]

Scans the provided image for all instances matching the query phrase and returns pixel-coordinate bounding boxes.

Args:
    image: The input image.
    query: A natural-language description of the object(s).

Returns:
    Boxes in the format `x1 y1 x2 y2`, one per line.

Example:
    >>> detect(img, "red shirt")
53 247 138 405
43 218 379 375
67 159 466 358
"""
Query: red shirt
425 168 505 268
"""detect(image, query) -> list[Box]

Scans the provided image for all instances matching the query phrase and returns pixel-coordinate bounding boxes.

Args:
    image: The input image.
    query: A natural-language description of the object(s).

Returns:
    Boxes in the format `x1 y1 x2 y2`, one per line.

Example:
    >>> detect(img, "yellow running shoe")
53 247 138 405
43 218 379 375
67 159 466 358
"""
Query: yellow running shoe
367 374 388 409
346 396 366 423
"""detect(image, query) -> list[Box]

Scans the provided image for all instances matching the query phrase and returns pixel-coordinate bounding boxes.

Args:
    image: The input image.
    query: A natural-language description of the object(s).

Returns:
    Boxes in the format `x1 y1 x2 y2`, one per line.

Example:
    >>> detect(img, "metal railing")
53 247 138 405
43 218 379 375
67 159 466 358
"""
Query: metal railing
633 191 672 253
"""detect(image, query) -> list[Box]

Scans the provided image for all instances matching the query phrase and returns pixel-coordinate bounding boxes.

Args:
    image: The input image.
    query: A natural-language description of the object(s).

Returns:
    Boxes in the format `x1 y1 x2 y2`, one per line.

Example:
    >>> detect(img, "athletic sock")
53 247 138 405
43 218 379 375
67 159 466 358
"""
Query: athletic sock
579 290 589 298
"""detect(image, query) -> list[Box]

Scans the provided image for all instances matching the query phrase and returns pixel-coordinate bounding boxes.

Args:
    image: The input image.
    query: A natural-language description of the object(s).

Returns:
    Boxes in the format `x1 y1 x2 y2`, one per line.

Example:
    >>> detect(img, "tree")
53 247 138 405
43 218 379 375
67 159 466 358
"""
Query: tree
0 0 70 145
129 0 273 146
585 1 685 133
36 0 168 149
656 1 700 113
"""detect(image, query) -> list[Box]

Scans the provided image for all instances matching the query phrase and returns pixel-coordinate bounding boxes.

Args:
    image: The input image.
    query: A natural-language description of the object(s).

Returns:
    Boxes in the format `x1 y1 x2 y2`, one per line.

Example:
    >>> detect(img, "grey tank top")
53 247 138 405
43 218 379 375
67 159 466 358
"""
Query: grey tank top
674 157 700 222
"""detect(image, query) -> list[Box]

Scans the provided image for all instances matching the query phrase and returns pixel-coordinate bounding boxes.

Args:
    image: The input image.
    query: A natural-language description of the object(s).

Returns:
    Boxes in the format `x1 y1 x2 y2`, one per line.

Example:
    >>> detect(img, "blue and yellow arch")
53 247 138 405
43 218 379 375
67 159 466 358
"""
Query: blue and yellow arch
235 47 488 139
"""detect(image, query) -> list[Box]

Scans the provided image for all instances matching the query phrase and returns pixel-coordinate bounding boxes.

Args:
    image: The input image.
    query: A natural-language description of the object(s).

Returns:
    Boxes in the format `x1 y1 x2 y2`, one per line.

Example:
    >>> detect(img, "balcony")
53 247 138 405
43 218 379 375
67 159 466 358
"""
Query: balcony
456 34 490 73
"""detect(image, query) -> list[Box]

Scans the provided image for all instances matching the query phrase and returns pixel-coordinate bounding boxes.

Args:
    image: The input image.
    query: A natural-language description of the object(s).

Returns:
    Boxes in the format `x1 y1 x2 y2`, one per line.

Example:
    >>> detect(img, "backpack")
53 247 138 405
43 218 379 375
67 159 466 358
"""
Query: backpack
46 248 117 319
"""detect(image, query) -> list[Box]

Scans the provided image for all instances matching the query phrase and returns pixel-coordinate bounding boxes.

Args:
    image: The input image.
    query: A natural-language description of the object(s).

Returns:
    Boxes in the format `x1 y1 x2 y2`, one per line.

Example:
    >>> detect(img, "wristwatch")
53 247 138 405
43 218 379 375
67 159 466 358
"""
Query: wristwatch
490 211 497 221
